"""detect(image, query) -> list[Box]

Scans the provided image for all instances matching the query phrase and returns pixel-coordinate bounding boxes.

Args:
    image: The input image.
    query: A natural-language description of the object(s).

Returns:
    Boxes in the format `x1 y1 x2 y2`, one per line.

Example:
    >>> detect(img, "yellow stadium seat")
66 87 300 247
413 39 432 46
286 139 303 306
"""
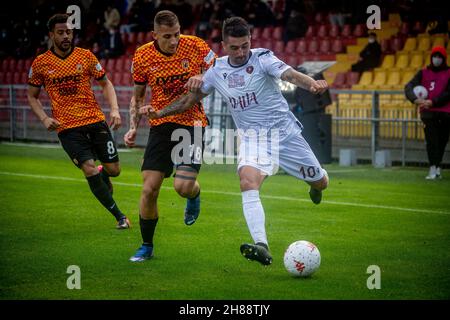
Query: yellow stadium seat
401 70 416 86
417 37 431 51
410 53 424 69
395 54 409 69
402 38 417 52
431 36 446 48
380 71 401 90
379 55 395 69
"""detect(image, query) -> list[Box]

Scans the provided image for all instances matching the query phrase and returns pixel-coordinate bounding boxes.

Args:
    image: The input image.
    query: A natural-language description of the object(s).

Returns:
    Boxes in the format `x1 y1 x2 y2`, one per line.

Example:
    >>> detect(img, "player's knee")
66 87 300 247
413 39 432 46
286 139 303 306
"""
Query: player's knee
311 176 328 191
81 161 98 177
174 180 195 198
240 177 258 191
104 163 121 177
142 185 160 200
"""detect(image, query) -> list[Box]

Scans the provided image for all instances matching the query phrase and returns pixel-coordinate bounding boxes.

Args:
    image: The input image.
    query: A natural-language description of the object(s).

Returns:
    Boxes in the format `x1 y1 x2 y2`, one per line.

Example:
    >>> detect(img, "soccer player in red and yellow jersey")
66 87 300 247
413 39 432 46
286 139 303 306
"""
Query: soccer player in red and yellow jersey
124 10 216 262
27 13 130 229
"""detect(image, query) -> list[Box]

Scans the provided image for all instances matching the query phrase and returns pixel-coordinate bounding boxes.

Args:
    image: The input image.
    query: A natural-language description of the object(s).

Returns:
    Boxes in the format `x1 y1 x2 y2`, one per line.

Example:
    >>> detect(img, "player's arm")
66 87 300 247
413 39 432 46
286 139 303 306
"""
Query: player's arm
27 85 60 131
140 91 208 119
97 77 121 130
124 84 146 147
280 68 329 94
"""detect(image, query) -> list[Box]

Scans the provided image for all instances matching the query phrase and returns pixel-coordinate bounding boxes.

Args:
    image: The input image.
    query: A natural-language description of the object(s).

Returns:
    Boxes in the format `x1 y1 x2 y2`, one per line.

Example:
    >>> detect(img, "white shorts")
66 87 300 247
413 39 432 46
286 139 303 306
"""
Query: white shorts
237 115 324 182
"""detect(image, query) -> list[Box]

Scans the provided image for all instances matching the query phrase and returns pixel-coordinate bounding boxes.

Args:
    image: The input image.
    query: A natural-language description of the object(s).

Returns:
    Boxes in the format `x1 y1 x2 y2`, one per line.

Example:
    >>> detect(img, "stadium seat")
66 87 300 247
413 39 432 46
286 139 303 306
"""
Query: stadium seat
210 28 221 40
346 72 360 87
273 41 284 55
417 37 430 51
352 71 373 90
106 59 115 72
381 38 391 53
341 24 352 38
285 40 297 54
366 71 387 89
136 32 146 45
395 54 409 69
16 59 25 72
296 39 307 53
4 72 13 84
19 72 28 84
260 39 272 50
317 25 328 38
251 27 262 39
409 53 424 69
431 36 446 48
273 26 283 41
7 59 17 72
329 25 340 38
332 72 346 88
380 70 401 90
331 39 344 53
319 39 331 54
402 38 416 52
1 59 8 72
390 37 404 52
353 24 365 37
307 39 319 54
145 31 153 43
128 32 137 45
286 55 298 67
379 54 395 69
114 58 124 72
261 27 273 40
399 22 410 36
305 26 315 39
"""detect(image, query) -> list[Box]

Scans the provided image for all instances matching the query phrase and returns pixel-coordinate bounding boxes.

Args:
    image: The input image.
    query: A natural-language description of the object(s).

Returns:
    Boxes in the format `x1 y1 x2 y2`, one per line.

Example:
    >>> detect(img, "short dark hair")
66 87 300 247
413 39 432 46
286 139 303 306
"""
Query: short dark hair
154 10 179 28
47 13 69 32
222 17 250 41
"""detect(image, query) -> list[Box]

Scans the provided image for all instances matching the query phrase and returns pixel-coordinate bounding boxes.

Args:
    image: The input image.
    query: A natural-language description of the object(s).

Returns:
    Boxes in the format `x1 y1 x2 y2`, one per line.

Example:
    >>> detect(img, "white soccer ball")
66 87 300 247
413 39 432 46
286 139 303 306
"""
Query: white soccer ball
283 240 321 277
413 85 428 99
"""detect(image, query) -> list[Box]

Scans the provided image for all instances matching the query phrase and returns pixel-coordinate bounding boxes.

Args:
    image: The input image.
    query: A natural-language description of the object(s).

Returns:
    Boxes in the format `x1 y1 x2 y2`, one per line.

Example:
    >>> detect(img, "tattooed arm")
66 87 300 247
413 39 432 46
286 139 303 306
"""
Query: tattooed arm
280 68 329 94
140 91 208 119
124 84 146 147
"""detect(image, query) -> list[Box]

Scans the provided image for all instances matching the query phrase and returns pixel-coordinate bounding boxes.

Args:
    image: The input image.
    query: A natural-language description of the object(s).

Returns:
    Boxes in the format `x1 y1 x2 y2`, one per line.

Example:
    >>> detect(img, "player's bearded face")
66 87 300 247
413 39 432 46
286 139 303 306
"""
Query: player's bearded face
51 23 73 52
222 36 251 66
153 23 181 55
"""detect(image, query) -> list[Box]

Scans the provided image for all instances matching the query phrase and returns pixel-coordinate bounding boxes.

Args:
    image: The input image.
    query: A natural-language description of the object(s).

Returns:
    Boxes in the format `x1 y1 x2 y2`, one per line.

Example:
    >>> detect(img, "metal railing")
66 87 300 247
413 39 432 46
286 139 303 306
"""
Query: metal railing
1 84 446 165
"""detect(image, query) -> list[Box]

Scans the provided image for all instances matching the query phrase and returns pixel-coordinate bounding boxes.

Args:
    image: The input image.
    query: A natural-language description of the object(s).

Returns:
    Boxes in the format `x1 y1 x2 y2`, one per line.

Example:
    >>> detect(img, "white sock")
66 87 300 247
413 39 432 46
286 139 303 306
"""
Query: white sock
242 190 268 246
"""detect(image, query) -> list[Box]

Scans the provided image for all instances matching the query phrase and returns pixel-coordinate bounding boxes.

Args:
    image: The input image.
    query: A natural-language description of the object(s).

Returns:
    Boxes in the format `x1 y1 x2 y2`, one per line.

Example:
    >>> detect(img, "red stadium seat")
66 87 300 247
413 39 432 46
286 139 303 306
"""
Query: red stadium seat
332 72 346 88
5 72 13 84
7 59 17 72
128 32 137 45
0 73 5 84
285 40 297 54
106 59 115 73
25 59 32 72
390 37 404 52
210 28 221 40
286 55 299 67
1 60 8 72
341 24 352 38
136 32 146 45
124 58 132 72
399 22 410 36
16 60 25 72
346 71 360 87
381 38 391 53
319 39 331 54
305 26 315 39
353 24 366 37
273 40 284 55
331 39 344 53
252 39 263 49
20 72 28 84
114 58 124 72
329 25 340 38
261 27 273 40
273 26 283 41
211 42 221 55
251 27 262 39
317 25 328 39
307 39 319 54
296 39 307 53
145 31 153 43
260 39 272 50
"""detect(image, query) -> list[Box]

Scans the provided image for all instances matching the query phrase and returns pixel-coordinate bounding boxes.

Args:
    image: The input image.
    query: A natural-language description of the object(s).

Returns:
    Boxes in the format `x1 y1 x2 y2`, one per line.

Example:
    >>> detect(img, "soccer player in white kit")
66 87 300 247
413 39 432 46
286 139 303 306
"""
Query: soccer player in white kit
140 17 329 266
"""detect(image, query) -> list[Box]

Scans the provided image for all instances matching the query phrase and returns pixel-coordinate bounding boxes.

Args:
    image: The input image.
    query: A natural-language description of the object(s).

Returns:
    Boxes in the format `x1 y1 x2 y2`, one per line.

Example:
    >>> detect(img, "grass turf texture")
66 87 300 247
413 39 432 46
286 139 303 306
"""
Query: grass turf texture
0 143 449 300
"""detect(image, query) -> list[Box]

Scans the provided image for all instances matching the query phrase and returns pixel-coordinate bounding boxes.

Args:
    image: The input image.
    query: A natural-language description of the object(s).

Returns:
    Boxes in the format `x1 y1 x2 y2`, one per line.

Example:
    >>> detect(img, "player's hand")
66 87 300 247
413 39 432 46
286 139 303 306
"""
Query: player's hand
310 80 329 95
414 98 426 105
139 105 159 119
184 74 203 93
109 110 122 130
418 99 433 109
124 129 137 148
43 117 60 131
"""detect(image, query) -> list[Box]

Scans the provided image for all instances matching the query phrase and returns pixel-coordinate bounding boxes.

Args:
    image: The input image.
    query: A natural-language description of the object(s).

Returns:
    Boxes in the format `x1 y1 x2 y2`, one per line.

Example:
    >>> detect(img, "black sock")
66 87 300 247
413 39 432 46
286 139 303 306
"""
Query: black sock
86 174 125 221
100 167 111 185
140 216 158 246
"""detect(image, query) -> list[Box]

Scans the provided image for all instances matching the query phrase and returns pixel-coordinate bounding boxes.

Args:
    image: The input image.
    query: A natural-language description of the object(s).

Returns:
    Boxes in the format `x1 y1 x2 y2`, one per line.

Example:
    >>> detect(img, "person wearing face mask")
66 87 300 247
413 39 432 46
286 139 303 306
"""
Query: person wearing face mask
351 32 382 73
405 46 450 179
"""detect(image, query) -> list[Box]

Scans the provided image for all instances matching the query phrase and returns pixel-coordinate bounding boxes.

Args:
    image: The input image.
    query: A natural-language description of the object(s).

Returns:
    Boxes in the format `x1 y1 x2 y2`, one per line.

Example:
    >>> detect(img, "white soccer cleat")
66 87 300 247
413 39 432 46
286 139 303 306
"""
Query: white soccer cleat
426 166 437 180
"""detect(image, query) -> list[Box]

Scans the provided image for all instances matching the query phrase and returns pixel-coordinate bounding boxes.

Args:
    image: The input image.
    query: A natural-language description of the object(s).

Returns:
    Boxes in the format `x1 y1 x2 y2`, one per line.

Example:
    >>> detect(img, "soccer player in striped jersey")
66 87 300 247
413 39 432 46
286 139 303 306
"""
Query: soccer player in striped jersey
124 11 216 262
140 17 330 266
27 13 130 229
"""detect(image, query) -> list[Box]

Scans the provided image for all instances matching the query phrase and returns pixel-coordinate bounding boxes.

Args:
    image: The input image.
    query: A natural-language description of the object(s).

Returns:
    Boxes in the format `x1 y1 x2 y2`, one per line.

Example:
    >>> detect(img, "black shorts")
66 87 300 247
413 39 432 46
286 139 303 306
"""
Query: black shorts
58 121 119 168
142 122 205 178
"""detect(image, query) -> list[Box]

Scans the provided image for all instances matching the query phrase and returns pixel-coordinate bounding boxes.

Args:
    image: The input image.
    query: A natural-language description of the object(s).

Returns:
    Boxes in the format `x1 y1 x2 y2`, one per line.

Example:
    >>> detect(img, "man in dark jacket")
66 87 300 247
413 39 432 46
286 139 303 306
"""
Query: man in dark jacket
351 32 381 73
405 46 450 179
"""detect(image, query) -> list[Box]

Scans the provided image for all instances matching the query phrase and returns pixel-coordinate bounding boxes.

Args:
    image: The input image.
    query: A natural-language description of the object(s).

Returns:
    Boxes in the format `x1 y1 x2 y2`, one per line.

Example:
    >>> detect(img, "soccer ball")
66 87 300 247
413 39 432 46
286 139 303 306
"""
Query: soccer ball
283 240 321 277
413 85 428 99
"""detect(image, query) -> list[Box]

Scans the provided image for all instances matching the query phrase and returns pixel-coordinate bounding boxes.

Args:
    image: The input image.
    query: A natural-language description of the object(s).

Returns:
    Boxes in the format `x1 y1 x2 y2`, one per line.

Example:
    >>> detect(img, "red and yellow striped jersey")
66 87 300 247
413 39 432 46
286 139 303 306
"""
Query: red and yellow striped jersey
28 47 106 132
132 35 216 127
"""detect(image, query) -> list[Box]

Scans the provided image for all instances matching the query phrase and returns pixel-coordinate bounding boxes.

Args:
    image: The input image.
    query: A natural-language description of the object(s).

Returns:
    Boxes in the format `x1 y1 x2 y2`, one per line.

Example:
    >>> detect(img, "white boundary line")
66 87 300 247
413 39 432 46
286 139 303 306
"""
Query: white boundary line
1 171 449 215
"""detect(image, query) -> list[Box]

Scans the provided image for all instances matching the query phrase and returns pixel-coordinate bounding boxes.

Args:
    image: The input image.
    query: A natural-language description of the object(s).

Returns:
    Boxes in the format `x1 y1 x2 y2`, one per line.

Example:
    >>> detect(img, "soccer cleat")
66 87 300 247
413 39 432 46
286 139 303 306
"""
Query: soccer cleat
184 192 200 226
129 245 153 262
309 187 322 204
98 165 113 194
240 242 273 266
116 217 131 229
436 167 442 179
426 166 437 180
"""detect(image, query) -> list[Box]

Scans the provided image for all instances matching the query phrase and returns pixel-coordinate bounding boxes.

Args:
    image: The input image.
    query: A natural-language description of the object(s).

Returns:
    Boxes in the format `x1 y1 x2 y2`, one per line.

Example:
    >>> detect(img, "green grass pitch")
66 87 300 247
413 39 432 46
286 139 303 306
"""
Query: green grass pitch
0 143 449 300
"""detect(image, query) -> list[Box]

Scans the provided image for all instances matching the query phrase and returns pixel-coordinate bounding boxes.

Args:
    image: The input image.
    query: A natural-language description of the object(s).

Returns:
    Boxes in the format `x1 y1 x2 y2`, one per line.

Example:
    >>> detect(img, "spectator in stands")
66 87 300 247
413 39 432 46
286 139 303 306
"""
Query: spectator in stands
405 46 450 180
351 32 381 73
104 5 121 30
195 0 214 39
98 27 125 59
283 9 308 44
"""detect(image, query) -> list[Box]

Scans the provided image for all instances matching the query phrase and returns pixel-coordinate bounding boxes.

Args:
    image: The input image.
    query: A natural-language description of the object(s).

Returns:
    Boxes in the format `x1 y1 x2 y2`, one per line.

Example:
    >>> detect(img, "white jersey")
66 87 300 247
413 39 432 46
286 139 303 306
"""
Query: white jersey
201 48 293 130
